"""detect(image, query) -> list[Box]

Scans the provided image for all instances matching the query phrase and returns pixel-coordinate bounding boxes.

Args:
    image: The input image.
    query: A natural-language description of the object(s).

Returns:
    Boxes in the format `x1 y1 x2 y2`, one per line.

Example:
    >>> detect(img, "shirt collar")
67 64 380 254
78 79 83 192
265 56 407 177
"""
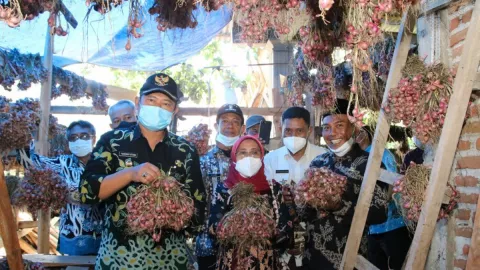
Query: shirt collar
132 124 170 142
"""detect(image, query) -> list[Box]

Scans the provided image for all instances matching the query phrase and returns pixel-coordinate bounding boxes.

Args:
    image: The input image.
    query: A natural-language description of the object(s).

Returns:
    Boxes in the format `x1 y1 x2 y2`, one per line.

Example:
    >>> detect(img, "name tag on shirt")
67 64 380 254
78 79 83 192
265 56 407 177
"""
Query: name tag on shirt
119 152 138 158
276 170 289 174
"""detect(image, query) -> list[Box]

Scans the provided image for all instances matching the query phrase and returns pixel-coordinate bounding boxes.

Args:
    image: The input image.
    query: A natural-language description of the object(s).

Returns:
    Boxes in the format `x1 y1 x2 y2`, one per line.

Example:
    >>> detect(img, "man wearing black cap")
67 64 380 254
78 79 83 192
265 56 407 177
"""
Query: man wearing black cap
80 73 206 270
301 99 389 270
245 114 265 136
196 104 245 270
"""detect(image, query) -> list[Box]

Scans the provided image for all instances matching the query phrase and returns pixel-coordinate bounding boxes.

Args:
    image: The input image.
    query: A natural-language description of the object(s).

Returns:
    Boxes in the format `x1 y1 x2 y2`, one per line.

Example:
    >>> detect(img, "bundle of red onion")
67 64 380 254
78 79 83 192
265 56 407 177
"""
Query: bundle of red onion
126 175 194 242
20 0 56 21
393 163 458 231
200 0 226 11
216 182 275 249
0 48 48 91
234 0 300 44
149 0 197 32
13 166 68 215
287 78 306 107
344 0 400 109
384 56 454 144
295 167 347 211
0 258 46 270
298 26 335 66
184 124 212 156
0 97 39 154
311 62 336 111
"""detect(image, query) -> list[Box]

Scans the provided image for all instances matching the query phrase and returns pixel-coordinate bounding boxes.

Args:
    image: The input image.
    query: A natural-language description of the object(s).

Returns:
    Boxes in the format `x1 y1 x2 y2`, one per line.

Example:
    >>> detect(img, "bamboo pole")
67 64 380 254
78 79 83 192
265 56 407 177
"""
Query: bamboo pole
405 1 480 268
36 23 54 255
0 162 24 269
340 7 417 269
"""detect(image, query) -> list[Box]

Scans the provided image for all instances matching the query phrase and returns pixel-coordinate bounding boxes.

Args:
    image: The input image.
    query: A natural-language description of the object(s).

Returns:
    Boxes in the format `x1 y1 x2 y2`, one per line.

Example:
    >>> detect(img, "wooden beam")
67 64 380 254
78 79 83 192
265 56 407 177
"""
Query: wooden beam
467 193 480 269
22 255 96 267
18 221 37 229
37 23 54 255
0 163 24 269
340 7 417 270
422 0 452 15
405 1 480 268
50 106 286 116
356 255 380 270
19 239 38 254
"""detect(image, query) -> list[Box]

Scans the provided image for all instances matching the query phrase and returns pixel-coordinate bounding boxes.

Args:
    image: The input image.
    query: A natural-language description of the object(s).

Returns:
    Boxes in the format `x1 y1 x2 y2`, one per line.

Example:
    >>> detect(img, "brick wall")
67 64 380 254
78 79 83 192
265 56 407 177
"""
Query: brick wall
452 98 480 270
447 1 479 269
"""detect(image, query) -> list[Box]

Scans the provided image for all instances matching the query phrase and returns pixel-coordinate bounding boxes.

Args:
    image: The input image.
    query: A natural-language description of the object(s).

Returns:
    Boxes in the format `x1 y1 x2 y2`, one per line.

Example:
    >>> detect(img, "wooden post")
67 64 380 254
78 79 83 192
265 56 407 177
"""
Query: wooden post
0 162 24 269
36 24 55 255
467 194 480 269
404 1 480 268
340 7 417 270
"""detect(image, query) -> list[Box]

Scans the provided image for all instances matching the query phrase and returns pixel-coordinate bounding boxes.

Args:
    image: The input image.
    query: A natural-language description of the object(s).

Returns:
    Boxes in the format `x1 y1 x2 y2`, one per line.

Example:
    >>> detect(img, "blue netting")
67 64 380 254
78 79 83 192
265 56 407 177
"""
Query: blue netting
0 0 232 70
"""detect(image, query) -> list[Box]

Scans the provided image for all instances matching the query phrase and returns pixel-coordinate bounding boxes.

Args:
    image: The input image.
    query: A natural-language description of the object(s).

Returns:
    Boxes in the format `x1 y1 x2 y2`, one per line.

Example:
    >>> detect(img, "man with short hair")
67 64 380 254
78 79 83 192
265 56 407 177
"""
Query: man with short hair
263 106 327 269
302 99 389 269
196 104 245 270
18 120 103 255
108 99 137 129
80 73 206 269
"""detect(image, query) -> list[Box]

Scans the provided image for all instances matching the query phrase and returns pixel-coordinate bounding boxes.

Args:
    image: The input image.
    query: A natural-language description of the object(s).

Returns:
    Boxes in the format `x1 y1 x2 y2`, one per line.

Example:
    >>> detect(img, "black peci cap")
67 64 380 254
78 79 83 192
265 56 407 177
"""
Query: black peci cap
216 104 244 125
139 73 184 102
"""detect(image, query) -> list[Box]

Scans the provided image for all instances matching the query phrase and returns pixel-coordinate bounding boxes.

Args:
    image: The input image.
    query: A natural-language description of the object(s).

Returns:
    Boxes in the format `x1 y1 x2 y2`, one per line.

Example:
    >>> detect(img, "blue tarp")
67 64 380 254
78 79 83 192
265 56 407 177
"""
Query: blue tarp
0 0 232 70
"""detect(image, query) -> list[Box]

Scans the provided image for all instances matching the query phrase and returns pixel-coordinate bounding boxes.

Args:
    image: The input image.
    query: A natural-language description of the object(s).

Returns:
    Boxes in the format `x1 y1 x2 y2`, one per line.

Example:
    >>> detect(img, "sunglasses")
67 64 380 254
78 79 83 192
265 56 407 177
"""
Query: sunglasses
67 133 93 142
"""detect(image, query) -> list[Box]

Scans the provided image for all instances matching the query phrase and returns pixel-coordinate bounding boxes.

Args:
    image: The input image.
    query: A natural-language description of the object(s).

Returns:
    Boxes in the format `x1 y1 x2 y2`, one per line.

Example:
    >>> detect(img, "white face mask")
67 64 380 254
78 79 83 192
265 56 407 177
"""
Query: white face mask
69 139 93 157
328 137 354 157
283 136 307 154
216 133 240 147
235 157 262 178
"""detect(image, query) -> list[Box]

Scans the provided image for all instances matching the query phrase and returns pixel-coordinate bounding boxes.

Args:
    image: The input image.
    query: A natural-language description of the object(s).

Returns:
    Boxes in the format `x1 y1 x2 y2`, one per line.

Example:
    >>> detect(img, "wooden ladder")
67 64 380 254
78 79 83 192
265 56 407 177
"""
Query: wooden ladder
341 0 480 269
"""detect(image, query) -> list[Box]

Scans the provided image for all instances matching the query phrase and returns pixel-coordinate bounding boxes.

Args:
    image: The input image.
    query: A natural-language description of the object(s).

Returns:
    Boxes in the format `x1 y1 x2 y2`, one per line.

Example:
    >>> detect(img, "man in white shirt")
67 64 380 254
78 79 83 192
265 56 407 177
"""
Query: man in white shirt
264 107 326 184
263 106 326 269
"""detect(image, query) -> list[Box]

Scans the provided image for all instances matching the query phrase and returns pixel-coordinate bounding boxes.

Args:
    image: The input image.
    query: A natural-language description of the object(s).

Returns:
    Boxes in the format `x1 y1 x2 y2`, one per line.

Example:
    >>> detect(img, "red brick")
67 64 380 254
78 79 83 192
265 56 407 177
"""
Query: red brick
457 140 471 150
463 244 470 255
462 121 480 134
454 258 467 269
457 156 480 169
451 28 469 47
450 17 461 31
477 138 480 150
456 226 473 237
457 209 472 220
462 9 473 23
455 176 479 187
459 193 479 204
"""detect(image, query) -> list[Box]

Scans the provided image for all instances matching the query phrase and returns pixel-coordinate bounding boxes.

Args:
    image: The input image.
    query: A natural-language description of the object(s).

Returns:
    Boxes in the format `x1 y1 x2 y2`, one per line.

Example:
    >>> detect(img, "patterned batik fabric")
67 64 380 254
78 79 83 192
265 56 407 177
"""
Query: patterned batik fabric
301 144 389 270
196 146 232 257
79 125 206 270
17 147 103 255
209 181 295 270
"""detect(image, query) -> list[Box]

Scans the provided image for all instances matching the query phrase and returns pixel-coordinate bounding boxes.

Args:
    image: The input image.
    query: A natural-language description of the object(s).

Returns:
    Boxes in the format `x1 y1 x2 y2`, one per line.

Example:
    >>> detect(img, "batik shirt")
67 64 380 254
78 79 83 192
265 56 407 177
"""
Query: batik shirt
79 125 206 270
18 146 103 255
196 146 231 257
209 181 295 270
302 144 389 270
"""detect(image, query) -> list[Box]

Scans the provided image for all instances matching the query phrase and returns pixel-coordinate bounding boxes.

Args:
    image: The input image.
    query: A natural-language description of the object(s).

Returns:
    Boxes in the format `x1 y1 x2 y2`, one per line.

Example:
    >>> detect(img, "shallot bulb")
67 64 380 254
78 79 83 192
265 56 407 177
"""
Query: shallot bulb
319 0 335 10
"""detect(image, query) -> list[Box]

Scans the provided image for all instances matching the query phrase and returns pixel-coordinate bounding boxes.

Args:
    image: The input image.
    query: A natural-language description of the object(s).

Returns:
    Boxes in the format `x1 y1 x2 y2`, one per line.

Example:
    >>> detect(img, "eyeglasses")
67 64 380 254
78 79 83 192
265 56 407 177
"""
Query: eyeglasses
236 150 261 159
67 133 92 142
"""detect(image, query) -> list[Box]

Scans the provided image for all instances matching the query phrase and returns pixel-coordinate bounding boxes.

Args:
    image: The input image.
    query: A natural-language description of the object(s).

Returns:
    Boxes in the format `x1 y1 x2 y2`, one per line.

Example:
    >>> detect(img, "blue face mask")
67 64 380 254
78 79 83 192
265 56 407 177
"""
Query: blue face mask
138 105 173 131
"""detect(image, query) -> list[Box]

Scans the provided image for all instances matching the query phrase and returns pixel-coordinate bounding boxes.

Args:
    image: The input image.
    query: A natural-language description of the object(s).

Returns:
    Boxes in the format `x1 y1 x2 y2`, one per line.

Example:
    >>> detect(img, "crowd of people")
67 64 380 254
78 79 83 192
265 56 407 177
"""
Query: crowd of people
19 73 425 270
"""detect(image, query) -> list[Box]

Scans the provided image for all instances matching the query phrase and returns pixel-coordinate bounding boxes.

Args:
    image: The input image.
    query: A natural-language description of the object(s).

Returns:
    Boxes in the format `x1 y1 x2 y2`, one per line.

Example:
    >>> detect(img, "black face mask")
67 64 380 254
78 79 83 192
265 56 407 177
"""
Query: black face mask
115 121 137 129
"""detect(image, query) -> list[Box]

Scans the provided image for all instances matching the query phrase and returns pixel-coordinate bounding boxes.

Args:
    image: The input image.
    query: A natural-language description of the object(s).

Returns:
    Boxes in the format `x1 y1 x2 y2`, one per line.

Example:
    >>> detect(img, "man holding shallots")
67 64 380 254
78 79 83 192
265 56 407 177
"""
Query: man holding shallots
79 73 206 270
300 99 389 270
196 104 245 270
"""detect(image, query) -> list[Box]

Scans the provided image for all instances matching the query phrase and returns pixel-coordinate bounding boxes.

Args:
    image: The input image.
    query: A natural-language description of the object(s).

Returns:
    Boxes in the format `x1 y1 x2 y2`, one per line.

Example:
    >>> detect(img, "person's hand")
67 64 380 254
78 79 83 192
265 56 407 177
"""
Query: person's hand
130 162 161 184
